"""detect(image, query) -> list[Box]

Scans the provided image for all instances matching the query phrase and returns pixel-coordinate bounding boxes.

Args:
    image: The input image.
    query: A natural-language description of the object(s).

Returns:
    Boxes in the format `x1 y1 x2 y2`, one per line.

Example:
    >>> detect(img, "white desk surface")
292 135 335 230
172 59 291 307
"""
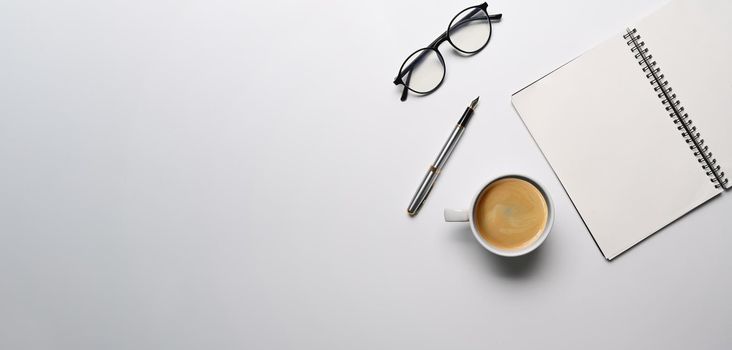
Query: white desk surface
2 0 731 349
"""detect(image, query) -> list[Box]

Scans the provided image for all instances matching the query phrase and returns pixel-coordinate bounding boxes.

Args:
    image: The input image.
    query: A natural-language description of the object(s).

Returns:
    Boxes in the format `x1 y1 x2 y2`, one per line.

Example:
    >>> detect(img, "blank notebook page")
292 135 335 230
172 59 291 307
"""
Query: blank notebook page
512 33 721 260
635 0 732 189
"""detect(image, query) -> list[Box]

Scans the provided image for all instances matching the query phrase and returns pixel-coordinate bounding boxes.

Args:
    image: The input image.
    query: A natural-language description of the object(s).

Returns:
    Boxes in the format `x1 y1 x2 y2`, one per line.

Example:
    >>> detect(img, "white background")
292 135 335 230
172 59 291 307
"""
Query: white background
1 0 731 349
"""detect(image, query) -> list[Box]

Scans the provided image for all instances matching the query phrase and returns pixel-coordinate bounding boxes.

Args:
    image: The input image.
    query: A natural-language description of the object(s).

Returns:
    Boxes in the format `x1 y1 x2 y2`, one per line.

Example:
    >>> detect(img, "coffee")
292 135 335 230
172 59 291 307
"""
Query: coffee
474 178 548 250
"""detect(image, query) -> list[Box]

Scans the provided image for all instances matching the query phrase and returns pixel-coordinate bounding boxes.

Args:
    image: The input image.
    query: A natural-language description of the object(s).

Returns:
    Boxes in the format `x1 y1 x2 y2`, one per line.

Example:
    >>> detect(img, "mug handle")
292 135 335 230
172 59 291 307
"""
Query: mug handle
444 209 469 222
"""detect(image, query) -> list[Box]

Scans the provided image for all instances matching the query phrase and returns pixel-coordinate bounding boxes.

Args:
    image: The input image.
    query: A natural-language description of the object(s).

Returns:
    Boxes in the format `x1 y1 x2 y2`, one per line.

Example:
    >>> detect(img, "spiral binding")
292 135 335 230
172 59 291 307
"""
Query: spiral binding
624 28 729 189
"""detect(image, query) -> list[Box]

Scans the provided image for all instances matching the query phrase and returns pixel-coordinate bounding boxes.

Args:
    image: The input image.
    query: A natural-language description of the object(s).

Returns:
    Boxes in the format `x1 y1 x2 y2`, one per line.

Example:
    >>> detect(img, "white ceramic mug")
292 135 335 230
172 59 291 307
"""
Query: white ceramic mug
444 174 554 257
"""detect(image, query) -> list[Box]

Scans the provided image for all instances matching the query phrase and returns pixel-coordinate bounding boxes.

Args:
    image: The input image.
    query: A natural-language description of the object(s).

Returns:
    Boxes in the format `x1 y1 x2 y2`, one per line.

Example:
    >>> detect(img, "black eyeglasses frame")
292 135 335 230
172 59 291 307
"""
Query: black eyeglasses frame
393 2 502 101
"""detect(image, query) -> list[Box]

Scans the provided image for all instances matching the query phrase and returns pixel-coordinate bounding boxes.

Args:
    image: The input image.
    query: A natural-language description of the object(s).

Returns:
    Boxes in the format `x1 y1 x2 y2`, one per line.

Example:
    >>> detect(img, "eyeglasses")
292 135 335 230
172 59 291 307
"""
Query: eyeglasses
393 3 502 101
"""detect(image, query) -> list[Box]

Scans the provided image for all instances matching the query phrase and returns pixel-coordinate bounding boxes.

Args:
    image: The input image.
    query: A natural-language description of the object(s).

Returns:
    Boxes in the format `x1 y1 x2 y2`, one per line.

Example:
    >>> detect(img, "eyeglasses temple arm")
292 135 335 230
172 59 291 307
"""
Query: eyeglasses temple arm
428 11 501 48
430 11 501 48
445 12 502 39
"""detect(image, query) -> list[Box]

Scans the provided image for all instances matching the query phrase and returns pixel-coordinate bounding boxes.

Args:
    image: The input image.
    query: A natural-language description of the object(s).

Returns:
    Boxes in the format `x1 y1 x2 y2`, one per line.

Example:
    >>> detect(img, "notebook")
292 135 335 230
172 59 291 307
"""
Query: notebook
511 0 732 260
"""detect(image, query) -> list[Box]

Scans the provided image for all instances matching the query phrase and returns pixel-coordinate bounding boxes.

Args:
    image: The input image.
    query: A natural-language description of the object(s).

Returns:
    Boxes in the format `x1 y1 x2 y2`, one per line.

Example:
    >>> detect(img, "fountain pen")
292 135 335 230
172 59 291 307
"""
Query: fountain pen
407 96 479 216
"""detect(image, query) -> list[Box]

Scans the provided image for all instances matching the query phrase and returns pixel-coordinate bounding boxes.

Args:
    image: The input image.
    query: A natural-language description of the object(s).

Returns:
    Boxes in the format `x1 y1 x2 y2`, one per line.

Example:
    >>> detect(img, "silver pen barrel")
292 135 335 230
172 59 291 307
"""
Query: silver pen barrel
406 125 465 216
407 97 478 216
433 125 465 169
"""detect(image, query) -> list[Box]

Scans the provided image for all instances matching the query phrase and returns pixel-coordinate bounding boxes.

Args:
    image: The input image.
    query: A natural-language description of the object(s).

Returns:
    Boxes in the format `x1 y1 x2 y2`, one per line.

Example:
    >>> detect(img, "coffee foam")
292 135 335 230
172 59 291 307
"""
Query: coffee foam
474 178 548 250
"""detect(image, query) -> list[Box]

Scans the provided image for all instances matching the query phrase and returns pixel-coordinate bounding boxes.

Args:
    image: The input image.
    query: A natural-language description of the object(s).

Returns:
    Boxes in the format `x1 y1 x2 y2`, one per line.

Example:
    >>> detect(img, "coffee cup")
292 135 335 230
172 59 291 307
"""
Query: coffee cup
444 174 554 257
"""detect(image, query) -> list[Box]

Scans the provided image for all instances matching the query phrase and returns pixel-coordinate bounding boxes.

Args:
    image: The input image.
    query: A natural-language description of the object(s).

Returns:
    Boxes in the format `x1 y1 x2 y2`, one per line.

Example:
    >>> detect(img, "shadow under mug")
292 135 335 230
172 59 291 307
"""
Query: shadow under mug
444 174 554 257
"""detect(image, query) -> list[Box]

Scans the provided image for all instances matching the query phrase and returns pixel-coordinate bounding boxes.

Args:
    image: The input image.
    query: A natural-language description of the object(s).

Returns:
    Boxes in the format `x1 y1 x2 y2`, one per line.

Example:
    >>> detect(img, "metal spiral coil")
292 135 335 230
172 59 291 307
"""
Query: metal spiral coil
624 28 729 188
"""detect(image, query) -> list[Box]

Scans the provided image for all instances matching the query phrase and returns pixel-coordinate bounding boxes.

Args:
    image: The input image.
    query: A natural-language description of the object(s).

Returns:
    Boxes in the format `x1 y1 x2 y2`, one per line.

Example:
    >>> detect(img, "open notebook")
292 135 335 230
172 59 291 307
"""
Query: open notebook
512 0 732 260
